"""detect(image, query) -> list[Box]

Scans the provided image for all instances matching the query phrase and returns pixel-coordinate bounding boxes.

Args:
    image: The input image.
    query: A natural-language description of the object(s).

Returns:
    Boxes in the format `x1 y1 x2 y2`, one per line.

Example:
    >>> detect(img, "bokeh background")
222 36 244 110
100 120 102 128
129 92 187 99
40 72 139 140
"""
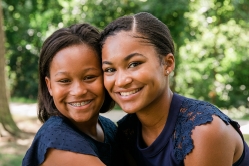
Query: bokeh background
3 0 249 111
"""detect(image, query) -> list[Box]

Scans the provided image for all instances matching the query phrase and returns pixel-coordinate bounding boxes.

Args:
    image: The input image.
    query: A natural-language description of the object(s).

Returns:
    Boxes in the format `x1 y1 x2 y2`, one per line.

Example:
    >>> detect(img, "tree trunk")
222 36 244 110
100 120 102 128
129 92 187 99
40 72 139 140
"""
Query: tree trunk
0 0 21 137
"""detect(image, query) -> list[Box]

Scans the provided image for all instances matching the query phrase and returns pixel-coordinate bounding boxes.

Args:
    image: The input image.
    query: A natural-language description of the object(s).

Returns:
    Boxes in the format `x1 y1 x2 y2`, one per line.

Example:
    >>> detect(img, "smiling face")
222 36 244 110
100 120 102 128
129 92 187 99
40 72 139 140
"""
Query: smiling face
102 31 173 114
45 44 105 124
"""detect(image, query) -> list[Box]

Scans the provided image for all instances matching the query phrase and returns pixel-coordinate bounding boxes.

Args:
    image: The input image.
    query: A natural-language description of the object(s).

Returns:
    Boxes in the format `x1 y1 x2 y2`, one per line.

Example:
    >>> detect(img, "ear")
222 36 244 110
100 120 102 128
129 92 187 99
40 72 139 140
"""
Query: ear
45 76 53 96
163 53 175 76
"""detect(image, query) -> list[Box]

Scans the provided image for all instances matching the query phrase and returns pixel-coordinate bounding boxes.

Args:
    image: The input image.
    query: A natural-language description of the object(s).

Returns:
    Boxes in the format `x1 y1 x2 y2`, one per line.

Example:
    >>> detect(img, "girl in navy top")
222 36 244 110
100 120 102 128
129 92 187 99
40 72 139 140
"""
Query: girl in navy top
100 12 249 166
22 23 120 166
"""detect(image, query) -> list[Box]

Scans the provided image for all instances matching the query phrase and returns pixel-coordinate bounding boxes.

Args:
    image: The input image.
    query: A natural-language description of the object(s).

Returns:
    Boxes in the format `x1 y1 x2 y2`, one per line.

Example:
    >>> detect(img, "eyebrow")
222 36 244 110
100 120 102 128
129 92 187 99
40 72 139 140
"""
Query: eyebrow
102 53 145 65
54 72 69 77
54 68 98 76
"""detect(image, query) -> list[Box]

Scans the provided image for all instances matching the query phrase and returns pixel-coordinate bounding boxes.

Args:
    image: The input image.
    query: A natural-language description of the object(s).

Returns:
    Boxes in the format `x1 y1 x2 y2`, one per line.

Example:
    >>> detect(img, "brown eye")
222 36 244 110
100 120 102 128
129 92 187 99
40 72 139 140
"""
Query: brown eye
58 79 70 83
104 68 116 73
84 75 96 81
129 62 141 68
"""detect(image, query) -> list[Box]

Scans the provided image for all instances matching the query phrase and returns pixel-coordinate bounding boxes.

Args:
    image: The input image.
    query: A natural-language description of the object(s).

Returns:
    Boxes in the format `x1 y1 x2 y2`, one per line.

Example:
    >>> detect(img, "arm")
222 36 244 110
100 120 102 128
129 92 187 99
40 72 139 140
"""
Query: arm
41 148 106 166
184 116 243 166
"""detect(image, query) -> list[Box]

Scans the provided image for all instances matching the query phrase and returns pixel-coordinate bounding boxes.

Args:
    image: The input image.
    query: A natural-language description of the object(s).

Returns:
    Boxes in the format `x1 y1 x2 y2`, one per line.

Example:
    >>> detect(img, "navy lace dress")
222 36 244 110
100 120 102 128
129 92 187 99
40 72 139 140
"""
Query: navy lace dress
117 93 249 166
22 115 120 166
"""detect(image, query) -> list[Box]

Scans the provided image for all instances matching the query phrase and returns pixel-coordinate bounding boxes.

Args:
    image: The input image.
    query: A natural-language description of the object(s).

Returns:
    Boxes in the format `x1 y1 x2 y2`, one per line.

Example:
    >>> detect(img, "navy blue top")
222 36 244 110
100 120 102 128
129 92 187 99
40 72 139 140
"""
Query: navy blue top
22 115 120 166
117 93 249 166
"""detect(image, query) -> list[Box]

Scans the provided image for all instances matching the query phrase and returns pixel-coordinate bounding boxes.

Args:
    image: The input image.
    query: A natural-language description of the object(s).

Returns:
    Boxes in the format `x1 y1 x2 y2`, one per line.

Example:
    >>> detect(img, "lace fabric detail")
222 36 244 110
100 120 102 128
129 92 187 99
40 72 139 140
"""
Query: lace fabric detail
174 98 231 161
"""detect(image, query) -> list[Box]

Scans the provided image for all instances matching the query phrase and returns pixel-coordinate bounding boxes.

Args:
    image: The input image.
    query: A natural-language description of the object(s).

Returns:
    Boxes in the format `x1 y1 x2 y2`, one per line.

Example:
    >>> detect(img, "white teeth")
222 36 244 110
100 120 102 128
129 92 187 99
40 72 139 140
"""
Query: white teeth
120 88 141 96
70 101 91 107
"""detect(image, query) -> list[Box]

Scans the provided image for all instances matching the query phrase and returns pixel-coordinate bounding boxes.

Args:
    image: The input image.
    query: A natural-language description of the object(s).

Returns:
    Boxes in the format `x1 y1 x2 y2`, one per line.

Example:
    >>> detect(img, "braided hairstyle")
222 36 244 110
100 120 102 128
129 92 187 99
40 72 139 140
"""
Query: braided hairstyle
100 12 175 59
38 23 115 123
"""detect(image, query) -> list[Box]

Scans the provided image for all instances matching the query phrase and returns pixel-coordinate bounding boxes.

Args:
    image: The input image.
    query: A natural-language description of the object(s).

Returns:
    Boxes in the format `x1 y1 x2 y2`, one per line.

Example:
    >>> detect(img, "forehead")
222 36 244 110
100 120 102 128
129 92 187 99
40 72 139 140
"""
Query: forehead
103 31 153 53
51 44 100 69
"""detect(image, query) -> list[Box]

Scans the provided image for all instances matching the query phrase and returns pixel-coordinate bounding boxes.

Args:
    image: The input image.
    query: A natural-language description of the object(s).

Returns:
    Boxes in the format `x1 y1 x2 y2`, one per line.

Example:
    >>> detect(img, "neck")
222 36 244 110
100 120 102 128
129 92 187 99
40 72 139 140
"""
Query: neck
72 116 104 142
137 90 173 146
86 122 104 142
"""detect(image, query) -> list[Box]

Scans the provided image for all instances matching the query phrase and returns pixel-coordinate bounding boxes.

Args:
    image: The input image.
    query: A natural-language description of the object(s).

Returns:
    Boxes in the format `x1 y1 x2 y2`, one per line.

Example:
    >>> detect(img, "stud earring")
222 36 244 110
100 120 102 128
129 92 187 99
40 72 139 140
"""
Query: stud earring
166 71 169 74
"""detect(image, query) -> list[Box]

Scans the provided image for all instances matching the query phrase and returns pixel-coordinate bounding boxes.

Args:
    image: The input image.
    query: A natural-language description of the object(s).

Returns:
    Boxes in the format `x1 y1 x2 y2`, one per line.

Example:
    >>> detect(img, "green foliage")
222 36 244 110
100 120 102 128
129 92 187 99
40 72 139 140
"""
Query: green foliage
176 0 249 108
2 0 249 110
2 0 64 99
60 0 143 29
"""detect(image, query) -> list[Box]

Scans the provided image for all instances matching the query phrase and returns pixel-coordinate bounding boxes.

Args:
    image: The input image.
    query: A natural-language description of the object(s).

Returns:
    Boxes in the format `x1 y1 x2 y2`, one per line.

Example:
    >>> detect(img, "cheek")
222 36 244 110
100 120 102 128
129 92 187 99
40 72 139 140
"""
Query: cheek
133 69 151 82
92 79 105 96
51 85 66 97
103 76 113 90
140 65 163 78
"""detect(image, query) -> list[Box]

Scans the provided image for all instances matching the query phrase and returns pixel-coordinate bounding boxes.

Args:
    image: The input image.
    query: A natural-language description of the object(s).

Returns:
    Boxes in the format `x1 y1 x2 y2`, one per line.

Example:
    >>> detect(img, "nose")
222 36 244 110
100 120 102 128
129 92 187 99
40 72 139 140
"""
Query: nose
115 70 132 87
70 81 87 96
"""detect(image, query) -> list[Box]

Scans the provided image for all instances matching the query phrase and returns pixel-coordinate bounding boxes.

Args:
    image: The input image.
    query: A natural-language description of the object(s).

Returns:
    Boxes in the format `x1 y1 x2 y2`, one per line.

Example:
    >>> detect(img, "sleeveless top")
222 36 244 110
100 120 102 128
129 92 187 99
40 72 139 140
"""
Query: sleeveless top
22 115 120 166
117 93 249 166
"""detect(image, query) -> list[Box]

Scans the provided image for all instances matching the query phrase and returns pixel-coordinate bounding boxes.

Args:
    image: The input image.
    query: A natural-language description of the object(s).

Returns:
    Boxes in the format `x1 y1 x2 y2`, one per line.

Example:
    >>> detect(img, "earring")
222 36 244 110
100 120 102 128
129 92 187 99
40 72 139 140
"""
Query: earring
166 71 169 74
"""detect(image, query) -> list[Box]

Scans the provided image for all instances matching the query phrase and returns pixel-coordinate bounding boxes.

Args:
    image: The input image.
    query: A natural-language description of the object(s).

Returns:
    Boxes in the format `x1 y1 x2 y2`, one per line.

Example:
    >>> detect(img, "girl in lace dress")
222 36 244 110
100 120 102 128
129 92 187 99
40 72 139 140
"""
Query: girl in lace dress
100 12 249 166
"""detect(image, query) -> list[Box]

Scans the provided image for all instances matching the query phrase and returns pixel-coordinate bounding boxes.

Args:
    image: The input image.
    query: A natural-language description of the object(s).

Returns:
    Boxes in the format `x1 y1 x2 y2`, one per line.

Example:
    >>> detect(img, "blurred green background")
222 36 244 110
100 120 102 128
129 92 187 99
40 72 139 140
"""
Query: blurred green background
1 0 249 165
2 0 249 113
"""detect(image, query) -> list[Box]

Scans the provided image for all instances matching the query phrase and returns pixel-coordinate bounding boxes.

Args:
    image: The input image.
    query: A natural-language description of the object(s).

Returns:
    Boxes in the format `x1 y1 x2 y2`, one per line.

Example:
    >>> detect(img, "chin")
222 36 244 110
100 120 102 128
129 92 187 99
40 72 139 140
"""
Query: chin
121 107 137 114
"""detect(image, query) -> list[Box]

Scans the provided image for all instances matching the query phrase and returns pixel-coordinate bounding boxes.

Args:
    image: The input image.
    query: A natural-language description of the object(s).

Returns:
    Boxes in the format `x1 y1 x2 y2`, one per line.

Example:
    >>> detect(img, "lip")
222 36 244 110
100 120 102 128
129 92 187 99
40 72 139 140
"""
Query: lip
114 87 143 100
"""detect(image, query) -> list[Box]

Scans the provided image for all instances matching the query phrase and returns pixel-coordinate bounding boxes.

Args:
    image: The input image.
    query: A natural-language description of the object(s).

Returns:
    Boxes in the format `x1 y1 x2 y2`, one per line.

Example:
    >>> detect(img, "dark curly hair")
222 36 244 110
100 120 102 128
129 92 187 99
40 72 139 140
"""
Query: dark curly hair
100 12 175 59
38 23 115 123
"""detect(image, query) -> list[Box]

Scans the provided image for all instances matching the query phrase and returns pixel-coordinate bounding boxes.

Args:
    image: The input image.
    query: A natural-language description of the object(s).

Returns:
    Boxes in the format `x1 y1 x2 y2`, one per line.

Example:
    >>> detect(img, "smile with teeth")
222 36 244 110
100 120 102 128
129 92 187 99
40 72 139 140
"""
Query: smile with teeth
119 88 141 96
69 100 91 107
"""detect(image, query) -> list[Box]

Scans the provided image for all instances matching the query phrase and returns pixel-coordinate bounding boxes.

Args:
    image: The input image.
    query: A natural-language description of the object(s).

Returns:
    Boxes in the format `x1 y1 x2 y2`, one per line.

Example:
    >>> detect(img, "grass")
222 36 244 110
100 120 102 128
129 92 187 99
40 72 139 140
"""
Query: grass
0 154 23 166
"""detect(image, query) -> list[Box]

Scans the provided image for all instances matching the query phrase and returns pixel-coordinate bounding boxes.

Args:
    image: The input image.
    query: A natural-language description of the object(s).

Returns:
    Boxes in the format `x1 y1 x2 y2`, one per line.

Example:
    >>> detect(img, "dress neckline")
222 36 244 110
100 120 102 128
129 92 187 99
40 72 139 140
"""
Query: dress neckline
137 93 185 157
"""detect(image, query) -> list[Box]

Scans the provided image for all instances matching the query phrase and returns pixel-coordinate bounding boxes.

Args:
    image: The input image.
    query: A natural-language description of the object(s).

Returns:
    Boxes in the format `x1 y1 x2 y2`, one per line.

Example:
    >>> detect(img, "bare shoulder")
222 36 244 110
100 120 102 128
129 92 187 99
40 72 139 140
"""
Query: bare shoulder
184 115 243 166
41 148 106 166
